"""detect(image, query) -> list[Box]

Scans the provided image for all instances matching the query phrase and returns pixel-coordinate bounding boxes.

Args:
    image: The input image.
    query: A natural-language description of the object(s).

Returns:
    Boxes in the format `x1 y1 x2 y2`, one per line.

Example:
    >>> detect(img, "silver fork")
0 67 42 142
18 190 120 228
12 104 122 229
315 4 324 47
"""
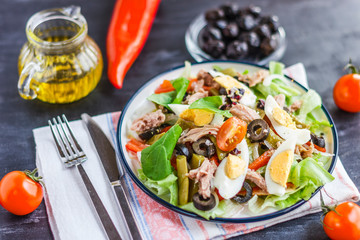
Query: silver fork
49 114 122 240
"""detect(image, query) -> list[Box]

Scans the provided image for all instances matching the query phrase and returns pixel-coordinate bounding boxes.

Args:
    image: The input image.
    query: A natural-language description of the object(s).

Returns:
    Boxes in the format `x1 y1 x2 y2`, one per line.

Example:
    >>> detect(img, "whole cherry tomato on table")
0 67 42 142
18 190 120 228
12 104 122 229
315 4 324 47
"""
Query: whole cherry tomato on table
0 169 43 215
216 117 247 152
333 60 360 113
321 192 360 240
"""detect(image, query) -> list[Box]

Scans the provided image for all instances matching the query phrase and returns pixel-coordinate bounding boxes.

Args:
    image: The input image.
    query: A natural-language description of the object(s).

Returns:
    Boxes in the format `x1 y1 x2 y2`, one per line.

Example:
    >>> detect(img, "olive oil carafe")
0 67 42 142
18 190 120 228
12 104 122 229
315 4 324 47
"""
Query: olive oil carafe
18 6 103 104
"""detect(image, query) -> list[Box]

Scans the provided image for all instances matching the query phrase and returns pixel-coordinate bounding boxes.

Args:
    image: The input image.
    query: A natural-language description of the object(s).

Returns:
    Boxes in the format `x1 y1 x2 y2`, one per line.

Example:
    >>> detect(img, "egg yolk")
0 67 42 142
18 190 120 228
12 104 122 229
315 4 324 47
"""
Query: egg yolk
272 107 296 129
225 154 246 179
269 150 294 187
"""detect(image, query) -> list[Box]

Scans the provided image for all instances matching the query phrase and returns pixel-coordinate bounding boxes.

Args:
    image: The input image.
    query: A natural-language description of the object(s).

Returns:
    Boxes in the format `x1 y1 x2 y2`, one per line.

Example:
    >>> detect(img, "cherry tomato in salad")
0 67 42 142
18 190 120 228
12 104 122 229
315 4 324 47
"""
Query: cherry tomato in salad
0 169 43 215
333 61 360 113
322 201 360 240
216 117 247 152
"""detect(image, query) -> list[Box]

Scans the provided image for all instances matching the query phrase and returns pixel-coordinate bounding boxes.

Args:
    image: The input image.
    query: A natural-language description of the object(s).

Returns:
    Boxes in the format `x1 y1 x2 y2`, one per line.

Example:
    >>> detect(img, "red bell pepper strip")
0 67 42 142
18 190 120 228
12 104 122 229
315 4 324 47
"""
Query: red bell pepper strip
248 150 274 171
155 80 175 94
106 0 161 89
125 139 148 153
306 141 326 152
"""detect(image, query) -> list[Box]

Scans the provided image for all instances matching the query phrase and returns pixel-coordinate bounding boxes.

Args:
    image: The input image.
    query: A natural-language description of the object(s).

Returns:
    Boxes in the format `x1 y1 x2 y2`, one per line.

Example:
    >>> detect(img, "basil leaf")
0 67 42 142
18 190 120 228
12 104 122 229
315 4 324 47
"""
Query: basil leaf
141 124 182 180
147 91 176 109
189 96 232 118
171 77 189 104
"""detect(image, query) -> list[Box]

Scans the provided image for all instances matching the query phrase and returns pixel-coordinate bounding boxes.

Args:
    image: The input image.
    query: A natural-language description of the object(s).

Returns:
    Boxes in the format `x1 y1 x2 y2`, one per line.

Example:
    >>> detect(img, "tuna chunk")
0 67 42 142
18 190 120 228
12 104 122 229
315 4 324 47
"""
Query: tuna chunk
197 70 220 89
274 94 286 108
178 125 220 143
238 69 269 87
185 89 208 104
246 169 267 192
187 159 217 199
130 110 165 133
289 100 303 113
230 104 261 123
190 79 205 92
295 142 314 159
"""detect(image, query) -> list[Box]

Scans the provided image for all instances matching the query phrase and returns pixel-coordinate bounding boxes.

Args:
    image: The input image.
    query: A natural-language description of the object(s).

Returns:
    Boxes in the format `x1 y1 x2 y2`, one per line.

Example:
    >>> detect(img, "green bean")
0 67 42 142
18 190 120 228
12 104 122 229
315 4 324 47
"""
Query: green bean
175 118 195 131
146 132 165 145
188 154 205 199
265 128 283 148
176 155 189 205
208 135 228 160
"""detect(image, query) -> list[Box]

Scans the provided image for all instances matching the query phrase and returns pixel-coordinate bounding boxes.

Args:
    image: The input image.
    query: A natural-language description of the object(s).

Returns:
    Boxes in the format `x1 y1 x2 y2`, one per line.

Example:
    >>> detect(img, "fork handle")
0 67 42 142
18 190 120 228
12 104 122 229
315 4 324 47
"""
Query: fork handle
77 164 122 240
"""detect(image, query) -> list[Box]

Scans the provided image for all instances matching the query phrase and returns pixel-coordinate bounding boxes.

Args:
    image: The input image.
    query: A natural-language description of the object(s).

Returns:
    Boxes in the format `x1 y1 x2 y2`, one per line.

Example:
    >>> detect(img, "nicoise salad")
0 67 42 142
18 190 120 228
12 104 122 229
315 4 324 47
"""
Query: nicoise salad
125 61 334 219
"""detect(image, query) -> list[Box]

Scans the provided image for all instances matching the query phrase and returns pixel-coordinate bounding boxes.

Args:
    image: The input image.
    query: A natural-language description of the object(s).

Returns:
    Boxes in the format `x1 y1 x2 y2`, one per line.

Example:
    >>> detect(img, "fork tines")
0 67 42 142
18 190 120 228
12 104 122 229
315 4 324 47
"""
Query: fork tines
49 114 87 167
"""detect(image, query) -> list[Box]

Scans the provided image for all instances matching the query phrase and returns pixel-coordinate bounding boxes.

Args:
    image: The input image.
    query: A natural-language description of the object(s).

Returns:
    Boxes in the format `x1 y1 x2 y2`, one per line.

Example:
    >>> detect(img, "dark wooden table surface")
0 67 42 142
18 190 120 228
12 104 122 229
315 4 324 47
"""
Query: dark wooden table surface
1 0 359 239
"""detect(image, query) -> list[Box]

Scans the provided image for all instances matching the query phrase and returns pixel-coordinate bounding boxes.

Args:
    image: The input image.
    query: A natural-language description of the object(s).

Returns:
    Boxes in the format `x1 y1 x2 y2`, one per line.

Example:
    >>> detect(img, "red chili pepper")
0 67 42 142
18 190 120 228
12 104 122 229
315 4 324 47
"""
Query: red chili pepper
106 0 161 89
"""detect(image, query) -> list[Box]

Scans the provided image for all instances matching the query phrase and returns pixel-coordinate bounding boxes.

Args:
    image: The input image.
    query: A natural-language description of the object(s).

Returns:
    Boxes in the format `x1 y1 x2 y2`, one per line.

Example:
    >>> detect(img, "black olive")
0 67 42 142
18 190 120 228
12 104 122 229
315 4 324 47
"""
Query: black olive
222 22 239 40
247 119 270 142
311 133 326 148
175 144 193 162
220 3 238 20
138 127 161 141
219 87 227 95
193 193 216 211
214 19 227 30
260 35 277 56
202 39 226 58
225 40 248 59
205 9 225 23
232 182 253 203
245 5 262 18
254 24 271 39
239 32 260 50
260 15 280 33
257 99 265 110
237 14 256 31
192 138 215 157
202 26 222 41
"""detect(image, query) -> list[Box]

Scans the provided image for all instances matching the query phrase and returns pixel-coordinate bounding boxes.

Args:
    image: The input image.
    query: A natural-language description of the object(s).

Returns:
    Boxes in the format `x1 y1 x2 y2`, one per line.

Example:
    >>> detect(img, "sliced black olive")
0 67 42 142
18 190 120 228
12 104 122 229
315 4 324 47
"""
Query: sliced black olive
260 36 277 56
175 144 193 162
202 26 222 41
247 119 270 142
138 127 161 141
257 99 265 110
193 193 216 211
219 87 227 95
205 9 225 23
222 22 239 40
237 14 256 31
232 182 253 203
225 40 248 59
202 39 226 58
192 138 215 157
311 133 326 148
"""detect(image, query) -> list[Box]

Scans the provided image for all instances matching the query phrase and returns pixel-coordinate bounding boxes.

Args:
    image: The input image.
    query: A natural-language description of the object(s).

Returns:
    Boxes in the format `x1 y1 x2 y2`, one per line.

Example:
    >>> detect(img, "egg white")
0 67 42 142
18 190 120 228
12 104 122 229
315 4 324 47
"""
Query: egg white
265 137 296 196
213 139 249 199
265 95 310 145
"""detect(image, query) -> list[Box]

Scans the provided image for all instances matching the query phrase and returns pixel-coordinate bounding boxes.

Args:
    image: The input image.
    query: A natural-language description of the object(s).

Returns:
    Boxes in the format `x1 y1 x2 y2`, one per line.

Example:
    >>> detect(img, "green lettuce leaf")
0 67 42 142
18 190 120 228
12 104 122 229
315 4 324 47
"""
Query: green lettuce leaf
147 91 176 109
189 96 232 118
171 77 189 104
296 89 322 122
269 61 285 75
138 169 178 206
181 61 192 79
141 125 182 180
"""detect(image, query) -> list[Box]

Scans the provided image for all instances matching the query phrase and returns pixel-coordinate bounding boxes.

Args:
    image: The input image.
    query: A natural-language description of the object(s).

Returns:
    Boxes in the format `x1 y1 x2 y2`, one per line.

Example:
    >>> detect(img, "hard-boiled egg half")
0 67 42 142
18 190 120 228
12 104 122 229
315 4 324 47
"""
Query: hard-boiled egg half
264 95 310 144
265 137 296 196
213 75 257 108
213 139 249 199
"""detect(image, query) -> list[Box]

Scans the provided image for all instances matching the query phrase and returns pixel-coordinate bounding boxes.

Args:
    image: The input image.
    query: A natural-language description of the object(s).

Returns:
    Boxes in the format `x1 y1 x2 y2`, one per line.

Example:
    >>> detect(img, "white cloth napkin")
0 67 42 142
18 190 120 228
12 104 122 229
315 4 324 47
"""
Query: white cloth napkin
34 63 360 240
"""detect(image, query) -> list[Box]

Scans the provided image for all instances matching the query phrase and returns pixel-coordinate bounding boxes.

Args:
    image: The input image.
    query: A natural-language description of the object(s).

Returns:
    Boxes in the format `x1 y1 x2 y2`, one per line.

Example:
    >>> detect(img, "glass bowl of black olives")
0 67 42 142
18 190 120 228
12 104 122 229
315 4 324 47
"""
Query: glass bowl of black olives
185 4 287 65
